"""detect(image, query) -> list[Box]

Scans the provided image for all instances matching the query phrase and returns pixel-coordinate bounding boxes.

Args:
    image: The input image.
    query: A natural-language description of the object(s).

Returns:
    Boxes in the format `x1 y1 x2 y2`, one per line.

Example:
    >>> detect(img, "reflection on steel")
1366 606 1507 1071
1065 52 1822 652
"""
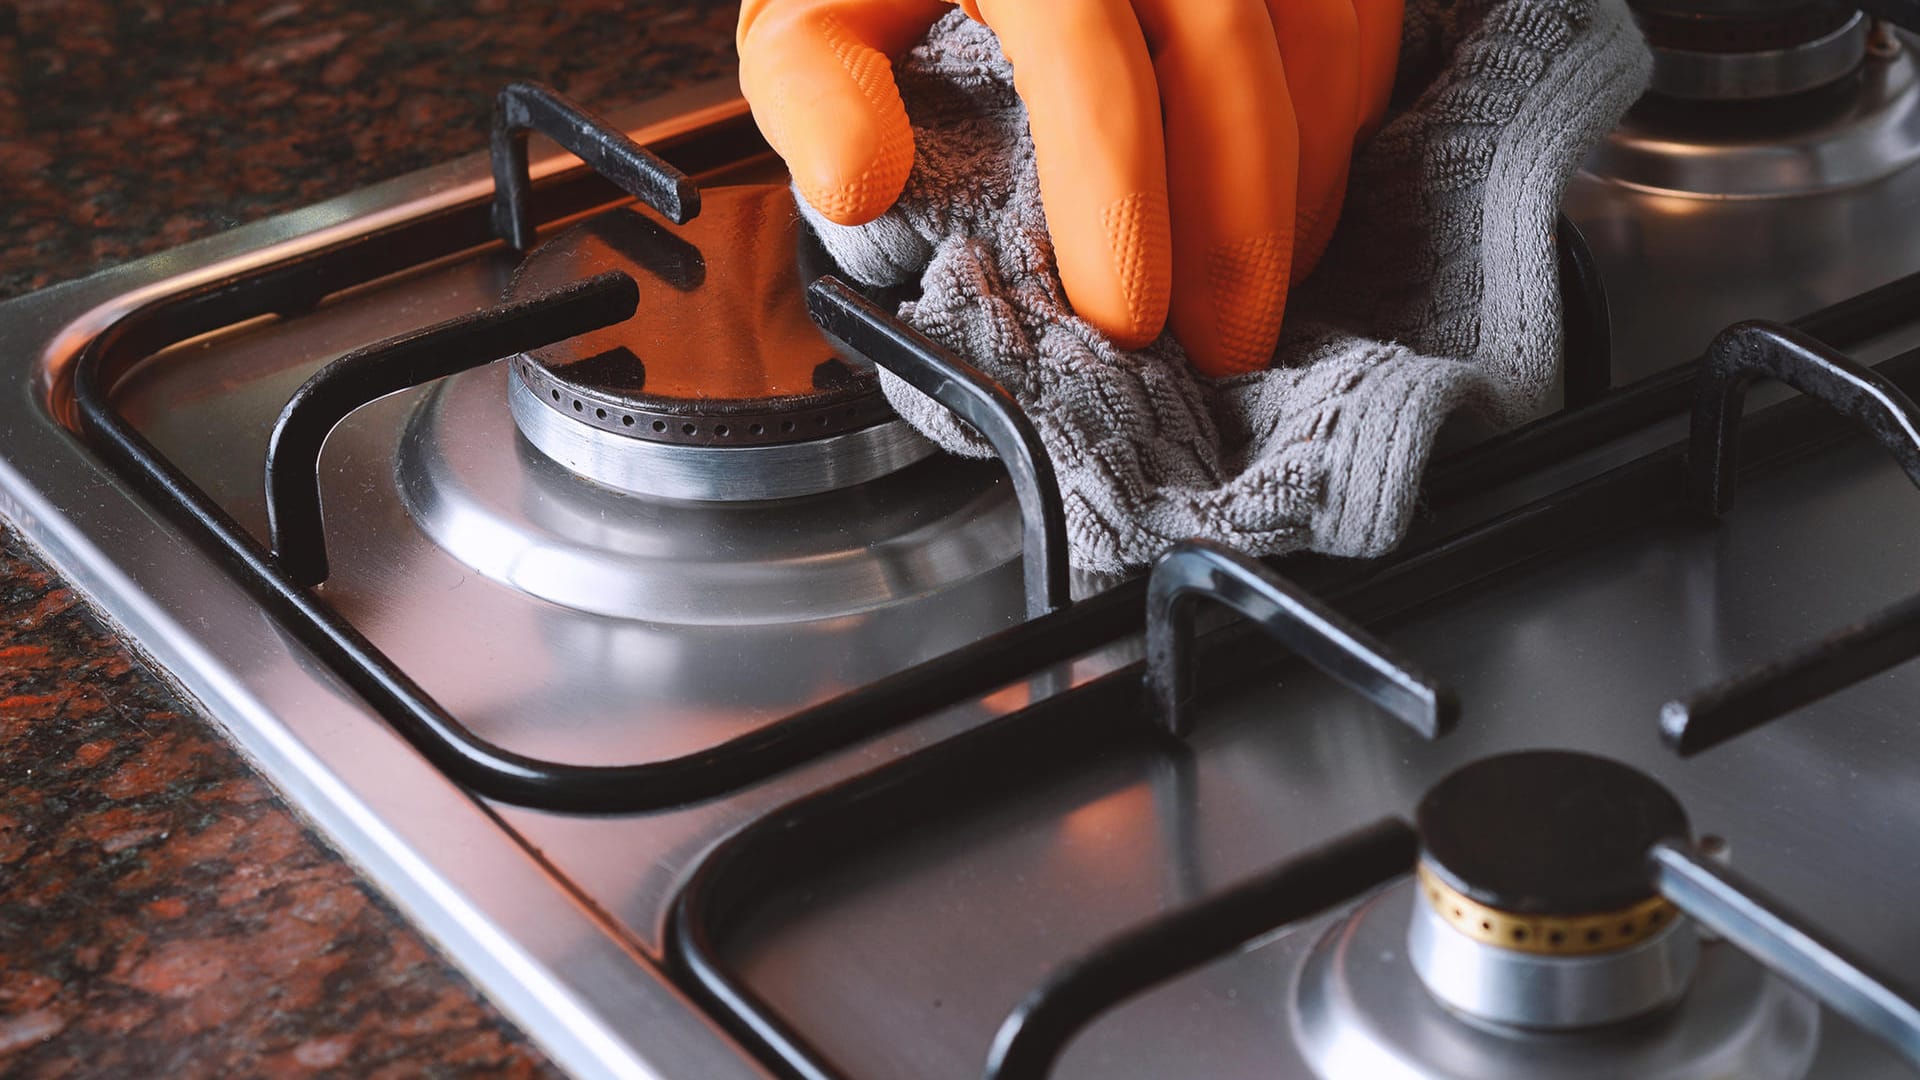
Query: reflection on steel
1556 213 1613 409
490 81 700 250
264 271 639 586
1651 842 1920 1069
1686 321 1920 517
980 818 1418 1080
1143 540 1457 741
808 276 1071 618
1664 322 1920 755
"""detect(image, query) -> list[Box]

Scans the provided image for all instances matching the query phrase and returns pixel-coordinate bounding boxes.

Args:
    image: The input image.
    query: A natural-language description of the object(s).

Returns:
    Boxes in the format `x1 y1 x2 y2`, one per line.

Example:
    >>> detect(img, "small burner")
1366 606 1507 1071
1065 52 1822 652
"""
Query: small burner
1292 752 1821 1078
503 183 932 501
1292 883 1819 1079
1409 751 1696 1029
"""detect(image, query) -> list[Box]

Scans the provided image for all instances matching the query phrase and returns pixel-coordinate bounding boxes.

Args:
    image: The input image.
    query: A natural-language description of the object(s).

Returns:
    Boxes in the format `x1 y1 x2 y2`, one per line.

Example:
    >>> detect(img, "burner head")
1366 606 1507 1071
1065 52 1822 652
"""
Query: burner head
1408 751 1699 1030
503 184 931 501
1417 750 1690 918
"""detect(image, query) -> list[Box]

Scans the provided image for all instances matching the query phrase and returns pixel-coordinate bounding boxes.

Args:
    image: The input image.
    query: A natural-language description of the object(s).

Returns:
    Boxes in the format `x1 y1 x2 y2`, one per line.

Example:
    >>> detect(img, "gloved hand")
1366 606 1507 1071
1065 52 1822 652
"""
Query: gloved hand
737 0 1401 377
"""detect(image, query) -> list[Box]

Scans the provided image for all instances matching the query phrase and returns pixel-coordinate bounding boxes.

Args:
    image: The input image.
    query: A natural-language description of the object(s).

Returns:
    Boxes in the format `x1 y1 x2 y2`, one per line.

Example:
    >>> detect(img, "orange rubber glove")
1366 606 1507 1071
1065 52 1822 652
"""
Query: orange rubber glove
738 0 1401 377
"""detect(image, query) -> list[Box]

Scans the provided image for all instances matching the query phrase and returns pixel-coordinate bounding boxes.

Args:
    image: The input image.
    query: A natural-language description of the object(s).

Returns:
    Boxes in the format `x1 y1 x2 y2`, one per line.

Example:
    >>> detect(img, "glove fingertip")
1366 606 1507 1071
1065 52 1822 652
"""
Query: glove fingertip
791 121 916 226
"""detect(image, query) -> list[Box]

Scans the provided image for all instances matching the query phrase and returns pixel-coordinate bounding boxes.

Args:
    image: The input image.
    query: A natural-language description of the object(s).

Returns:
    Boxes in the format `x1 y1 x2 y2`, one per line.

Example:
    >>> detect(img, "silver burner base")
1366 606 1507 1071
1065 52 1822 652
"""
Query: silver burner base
1406 892 1700 1031
1293 881 1820 1080
507 359 935 502
400 363 1021 625
1588 39 1920 198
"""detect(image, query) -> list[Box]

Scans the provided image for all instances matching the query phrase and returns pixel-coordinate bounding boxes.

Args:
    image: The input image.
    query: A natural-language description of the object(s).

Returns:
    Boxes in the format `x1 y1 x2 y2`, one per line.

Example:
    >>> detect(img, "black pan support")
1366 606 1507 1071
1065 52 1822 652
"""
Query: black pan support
67 86 1123 813
59 61 1920 817
663 331 1920 1078
1556 212 1611 410
1664 322 1920 756
265 272 640 585
490 80 700 250
668 543 1454 1080
73 267 1120 810
807 276 1071 618
983 818 1417 1080
1144 540 1457 740
1651 841 1920 1069
1685 321 1920 517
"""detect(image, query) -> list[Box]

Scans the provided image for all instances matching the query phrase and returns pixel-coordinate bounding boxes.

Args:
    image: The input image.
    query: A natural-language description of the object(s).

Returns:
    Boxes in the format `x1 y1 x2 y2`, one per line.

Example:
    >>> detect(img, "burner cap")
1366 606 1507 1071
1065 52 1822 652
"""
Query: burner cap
1417 751 1690 916
502 184 932 500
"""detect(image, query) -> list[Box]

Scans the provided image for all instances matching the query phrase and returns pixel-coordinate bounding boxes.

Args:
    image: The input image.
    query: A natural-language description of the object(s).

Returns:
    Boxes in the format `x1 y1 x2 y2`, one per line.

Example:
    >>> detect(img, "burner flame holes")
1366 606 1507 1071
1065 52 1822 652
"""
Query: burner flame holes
513 354 896 450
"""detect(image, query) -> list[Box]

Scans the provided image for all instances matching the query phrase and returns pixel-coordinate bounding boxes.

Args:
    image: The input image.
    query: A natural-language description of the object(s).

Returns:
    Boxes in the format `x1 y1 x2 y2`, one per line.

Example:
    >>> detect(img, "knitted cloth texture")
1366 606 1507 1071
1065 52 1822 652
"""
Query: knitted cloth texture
804 0 1652 573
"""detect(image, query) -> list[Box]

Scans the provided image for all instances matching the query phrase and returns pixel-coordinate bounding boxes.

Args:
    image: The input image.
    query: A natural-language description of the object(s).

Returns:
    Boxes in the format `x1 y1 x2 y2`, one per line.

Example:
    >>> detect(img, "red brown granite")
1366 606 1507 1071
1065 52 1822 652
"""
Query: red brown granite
0 0 741 298
0 1 745 1073
0 527 557 1077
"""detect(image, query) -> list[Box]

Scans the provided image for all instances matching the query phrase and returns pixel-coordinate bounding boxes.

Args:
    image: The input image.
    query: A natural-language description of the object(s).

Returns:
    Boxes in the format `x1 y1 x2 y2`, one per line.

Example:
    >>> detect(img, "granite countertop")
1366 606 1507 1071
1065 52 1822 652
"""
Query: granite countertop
0 1 740 1074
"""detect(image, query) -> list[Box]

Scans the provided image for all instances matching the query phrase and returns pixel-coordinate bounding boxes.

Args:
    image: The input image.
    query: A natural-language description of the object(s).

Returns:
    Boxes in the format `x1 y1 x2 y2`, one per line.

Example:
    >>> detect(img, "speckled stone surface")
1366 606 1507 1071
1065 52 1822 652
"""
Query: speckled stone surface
1 0 741 298
0 530 554 1077
0 1 743 1073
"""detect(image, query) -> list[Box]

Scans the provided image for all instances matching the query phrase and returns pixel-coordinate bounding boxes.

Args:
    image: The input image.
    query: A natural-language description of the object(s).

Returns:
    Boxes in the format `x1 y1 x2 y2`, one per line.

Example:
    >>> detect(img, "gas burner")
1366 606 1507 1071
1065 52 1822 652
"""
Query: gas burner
1585 30 1920 196
503 183 933 501
399 362 1022 625
1292 752 1821 1079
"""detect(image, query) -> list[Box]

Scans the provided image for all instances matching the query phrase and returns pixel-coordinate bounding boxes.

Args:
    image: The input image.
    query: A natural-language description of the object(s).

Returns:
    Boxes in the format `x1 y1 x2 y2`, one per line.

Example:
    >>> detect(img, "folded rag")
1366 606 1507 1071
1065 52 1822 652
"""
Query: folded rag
803 0 1652 573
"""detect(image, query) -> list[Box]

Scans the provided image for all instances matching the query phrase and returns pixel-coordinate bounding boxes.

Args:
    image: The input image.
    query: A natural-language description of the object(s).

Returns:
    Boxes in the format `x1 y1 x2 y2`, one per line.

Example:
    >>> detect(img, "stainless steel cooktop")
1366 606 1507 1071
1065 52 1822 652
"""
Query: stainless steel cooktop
4 25 1920 1079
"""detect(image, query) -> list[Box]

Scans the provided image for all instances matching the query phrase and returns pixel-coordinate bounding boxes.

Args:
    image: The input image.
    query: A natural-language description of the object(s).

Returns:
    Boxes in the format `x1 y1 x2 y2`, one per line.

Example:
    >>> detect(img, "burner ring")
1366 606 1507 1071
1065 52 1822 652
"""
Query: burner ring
513 355 897 448
508 366 934 501
501 185 933 499
1415 862 1681 957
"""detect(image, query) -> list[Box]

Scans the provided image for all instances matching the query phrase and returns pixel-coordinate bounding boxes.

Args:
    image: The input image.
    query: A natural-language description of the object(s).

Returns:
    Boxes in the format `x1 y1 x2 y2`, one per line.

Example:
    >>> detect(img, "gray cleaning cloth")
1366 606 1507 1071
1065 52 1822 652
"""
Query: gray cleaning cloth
804 0 1652 573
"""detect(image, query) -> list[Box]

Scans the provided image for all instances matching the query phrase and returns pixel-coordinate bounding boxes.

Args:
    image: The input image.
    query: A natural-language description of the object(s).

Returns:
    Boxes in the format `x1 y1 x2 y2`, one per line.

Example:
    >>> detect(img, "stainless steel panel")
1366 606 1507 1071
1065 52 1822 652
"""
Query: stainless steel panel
718 436 1920 1079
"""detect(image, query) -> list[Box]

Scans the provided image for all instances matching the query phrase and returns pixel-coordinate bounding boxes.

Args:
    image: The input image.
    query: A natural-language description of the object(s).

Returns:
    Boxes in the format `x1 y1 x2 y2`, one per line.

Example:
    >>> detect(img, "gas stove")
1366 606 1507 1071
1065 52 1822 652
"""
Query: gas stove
5 11 1920 1077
